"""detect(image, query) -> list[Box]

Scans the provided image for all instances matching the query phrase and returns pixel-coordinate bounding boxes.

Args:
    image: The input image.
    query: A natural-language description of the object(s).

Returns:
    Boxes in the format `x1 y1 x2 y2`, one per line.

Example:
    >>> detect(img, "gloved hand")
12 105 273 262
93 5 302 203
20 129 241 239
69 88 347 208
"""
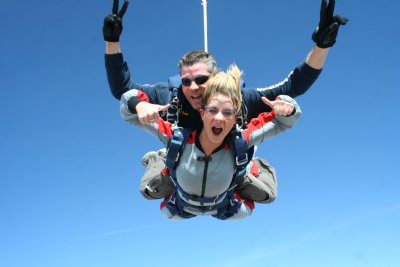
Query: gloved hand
312 0 348 48
103 0 129 42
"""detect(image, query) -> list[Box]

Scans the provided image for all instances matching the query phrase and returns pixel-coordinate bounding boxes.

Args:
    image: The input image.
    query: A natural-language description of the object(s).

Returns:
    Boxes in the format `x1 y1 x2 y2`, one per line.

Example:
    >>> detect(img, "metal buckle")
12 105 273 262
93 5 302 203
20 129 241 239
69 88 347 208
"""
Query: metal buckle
235 153 248 166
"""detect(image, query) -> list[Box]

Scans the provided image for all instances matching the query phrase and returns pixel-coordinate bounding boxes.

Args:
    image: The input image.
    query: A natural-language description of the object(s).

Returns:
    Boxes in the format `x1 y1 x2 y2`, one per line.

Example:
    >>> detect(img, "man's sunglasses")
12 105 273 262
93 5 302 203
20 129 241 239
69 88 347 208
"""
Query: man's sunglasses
181 75 210 87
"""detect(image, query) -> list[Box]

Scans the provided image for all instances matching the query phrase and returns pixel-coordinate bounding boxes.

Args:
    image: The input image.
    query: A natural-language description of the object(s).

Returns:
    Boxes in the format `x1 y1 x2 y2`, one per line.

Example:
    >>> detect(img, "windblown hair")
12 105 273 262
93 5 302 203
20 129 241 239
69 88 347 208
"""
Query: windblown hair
202 64 243 116
178 50 217 74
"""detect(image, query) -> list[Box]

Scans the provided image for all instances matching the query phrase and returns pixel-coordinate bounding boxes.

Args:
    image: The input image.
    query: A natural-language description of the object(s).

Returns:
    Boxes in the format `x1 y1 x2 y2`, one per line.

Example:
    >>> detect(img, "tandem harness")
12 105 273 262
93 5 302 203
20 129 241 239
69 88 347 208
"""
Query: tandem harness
163 126 251 219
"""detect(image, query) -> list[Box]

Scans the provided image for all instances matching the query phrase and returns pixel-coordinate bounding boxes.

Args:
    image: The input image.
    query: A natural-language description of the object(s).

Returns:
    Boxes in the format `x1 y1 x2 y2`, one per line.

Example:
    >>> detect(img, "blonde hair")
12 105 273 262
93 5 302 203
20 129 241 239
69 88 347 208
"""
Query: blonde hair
202 64 242 116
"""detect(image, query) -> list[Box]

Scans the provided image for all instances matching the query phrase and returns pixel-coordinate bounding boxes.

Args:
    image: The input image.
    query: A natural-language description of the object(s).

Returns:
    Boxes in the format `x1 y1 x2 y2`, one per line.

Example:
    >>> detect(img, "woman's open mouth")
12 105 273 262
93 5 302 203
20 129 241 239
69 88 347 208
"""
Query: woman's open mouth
212 127 223 136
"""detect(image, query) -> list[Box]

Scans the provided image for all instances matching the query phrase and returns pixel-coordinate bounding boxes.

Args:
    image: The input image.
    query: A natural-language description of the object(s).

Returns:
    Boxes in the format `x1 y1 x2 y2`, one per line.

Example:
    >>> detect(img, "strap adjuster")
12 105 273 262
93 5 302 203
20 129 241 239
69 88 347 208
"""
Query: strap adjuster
235 153 248 166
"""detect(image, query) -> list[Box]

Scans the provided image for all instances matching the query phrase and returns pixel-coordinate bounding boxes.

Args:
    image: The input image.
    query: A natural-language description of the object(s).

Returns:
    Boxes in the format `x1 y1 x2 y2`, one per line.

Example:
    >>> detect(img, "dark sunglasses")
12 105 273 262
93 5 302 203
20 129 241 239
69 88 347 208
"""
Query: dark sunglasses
181 75 210 87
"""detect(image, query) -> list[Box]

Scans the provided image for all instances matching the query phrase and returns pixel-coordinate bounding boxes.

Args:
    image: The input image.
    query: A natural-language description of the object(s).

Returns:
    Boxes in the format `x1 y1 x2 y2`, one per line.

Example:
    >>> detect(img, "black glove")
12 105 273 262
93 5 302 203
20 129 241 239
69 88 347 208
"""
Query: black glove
103 0 129 42
312 0 348 48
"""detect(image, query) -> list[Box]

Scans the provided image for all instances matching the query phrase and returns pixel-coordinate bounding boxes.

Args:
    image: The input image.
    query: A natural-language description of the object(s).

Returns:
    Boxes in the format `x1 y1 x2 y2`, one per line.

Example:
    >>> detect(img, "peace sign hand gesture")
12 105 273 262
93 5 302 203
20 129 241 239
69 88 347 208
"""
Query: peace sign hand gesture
312 0 348 48
103 0 129 42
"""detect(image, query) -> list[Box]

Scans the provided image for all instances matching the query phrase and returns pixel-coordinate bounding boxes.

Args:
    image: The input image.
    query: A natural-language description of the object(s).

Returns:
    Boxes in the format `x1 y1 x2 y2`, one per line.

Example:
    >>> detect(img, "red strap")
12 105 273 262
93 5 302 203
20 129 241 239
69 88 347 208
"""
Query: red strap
234 193 255 210
249 159 259 177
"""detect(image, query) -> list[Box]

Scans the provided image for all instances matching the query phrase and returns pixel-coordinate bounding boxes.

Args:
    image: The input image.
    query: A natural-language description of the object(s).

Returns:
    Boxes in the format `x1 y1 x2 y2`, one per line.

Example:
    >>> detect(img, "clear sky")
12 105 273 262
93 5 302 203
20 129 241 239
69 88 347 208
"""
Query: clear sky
1 0 400 266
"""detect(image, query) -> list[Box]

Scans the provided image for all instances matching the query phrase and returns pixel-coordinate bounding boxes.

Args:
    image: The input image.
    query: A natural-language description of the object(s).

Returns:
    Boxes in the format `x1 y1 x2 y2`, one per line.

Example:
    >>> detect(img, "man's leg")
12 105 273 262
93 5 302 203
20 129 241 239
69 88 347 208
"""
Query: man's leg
235 158 278 203
140 148 173 200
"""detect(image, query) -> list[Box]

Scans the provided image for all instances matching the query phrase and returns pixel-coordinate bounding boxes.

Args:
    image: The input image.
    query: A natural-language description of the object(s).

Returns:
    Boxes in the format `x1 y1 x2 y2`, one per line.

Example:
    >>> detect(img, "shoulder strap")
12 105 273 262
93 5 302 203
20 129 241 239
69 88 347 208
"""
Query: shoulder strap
167 88 179 124
227 129 254 190
236 100 248 129
165 127 193 179
236 81 247 129
168 75 182 90
167 75 182 124
229 129 249 168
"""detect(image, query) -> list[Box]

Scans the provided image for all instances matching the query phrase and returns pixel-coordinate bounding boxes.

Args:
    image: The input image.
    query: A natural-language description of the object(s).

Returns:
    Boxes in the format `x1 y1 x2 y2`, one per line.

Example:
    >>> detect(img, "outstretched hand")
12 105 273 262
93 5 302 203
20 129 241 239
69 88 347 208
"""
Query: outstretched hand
103 0 129 42
262 97 294 117
136 102 170 124
312 0 348 48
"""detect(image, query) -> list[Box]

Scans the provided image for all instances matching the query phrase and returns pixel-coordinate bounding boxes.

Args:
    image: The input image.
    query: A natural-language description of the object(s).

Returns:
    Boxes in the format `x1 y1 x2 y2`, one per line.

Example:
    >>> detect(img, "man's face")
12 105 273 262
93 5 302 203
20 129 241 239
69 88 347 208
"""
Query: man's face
180 62 211 111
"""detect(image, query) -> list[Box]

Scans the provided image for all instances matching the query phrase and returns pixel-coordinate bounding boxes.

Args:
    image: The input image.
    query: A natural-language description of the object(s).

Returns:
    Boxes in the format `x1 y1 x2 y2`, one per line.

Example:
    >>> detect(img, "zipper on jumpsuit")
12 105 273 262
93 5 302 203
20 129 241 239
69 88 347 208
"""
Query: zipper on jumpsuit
198 155 211 203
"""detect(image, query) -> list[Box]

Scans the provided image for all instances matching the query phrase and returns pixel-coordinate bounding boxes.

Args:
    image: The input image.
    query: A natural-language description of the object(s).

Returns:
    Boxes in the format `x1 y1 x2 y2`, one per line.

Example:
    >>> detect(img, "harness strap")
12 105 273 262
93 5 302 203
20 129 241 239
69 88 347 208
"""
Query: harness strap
165 127 193 180
166 75 182 125
165 189 241 219
229 130 249 167
226 129 250 194
167 88 179 124
176 183 227 205
165 128 184 170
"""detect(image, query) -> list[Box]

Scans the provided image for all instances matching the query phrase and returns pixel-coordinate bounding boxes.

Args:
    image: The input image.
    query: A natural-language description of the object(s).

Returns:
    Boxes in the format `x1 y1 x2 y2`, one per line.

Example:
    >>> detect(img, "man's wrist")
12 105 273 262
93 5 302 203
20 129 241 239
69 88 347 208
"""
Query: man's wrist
305 46 329 70
105 42 121 54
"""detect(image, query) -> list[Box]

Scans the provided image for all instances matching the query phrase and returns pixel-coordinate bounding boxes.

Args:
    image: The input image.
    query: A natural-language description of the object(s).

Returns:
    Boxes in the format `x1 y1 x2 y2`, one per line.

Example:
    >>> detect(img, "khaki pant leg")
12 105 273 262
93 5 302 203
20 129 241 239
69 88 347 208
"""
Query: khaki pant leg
235 158 278 203
140 149 173 200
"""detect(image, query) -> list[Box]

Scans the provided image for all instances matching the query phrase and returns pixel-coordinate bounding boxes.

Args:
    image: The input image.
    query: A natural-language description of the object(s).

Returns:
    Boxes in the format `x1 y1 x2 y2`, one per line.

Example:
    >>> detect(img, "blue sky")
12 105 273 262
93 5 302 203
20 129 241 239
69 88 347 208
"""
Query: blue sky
1 0 400 266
